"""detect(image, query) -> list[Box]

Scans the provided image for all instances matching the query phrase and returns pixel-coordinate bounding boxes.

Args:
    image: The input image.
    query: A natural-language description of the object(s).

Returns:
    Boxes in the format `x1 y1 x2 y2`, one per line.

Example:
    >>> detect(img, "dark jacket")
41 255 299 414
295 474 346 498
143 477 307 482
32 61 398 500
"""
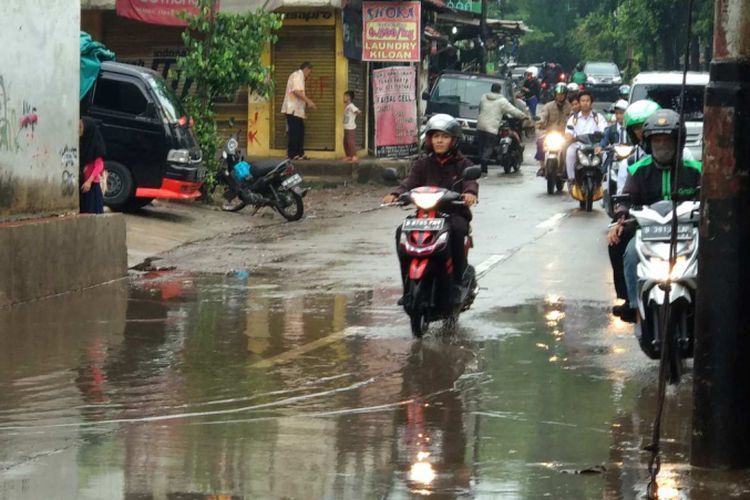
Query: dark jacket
599 122 627 148
392 152 478 219
619 155 702 214
522 78 540 99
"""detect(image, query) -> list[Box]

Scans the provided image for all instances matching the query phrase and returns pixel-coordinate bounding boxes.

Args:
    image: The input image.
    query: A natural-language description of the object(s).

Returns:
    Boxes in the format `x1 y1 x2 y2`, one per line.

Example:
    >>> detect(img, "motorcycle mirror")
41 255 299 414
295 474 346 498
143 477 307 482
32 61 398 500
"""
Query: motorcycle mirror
228 117 236 128
422 91 431 101
382 168 400 183
462 166 482 181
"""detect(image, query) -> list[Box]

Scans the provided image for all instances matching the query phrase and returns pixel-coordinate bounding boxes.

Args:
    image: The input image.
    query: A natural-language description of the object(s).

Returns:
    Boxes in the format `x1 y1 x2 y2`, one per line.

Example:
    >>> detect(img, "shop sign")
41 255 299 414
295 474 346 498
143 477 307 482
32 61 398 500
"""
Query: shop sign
362 2 421 62
372 66 418 157
115 0 220 27
445 0 481 14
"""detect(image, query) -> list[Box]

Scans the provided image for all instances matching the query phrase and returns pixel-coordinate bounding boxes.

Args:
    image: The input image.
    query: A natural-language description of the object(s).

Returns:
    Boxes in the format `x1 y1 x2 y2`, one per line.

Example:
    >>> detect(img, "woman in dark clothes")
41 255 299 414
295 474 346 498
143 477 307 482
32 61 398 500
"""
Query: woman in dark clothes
79 117 107 214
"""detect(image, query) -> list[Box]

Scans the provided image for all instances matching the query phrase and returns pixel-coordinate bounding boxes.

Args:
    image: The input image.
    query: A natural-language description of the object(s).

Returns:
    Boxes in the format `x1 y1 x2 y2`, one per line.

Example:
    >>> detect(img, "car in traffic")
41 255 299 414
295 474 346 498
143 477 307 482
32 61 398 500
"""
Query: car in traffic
629 71 709 160
423 72 520 160
583 61 624 101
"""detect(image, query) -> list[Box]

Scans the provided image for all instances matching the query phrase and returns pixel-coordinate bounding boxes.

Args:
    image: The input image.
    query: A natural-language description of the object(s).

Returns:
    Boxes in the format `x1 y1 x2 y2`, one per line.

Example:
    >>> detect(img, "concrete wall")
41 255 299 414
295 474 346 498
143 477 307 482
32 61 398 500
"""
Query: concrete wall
0 214 127 307
0 1 81 220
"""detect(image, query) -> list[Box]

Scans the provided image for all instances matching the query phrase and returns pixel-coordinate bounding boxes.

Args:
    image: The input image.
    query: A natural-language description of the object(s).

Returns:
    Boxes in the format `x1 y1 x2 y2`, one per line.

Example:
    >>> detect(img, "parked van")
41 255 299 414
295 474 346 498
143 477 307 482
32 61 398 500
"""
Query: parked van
629 71 709 160
82 62 204 211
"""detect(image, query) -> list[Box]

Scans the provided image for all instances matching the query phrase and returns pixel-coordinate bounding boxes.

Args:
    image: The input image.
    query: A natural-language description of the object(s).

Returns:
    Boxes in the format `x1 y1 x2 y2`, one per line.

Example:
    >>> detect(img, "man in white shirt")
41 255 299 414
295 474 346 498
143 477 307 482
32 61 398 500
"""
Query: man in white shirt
564 91 608 181
281 62 316 160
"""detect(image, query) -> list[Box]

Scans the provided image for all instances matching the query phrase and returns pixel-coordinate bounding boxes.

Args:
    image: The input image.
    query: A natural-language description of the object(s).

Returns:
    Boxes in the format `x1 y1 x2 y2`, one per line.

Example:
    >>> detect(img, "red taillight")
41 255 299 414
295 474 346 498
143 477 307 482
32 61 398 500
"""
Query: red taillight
284 164 295 176
541 82 548 89
189 117 195 127
178 116 187 126
560 73 567 81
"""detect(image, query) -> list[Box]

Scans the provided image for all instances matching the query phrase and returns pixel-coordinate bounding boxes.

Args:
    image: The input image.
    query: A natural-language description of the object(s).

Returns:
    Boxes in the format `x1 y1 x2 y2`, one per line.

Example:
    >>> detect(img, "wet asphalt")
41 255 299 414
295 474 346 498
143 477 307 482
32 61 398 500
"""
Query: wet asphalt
2 151 749 499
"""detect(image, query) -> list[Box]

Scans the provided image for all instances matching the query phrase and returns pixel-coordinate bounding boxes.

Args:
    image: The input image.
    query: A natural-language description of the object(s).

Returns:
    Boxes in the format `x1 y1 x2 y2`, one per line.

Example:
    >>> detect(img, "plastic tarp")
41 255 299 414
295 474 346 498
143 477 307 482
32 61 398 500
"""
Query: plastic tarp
80 31 115 100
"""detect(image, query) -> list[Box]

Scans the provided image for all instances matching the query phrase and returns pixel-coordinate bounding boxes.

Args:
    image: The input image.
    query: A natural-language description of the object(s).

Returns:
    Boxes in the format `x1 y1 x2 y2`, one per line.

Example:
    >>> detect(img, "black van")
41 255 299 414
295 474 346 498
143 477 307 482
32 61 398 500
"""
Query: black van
82 62 204 211
423 72 516 160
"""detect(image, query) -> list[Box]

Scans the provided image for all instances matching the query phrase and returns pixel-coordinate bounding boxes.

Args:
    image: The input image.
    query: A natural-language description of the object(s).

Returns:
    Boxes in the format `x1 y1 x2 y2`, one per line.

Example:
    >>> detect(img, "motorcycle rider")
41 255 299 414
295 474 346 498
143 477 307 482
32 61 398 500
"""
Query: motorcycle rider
564 91 607 184
596 99 629 154
607 109 702 323
535 83 572 176
521 66 541 118
570 62 587 85
383 114 479 305
476 83 529 174
618 84 631 100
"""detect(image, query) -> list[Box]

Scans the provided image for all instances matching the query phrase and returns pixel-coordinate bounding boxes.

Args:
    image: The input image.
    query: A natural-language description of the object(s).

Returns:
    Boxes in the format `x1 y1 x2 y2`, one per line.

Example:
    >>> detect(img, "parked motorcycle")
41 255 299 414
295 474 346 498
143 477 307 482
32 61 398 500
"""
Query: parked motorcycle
602 143 635 218
383 167 481 338
625 197 700 384
217 134 306 221
497 117 524 174
571 132 604 212
542 130 566 194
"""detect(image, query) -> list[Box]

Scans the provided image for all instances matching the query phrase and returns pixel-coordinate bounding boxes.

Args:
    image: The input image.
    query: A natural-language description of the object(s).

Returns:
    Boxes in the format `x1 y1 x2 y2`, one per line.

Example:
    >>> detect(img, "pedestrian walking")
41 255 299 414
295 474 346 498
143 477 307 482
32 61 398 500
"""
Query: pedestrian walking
281 62 316 160
343 90 361 162
79 117 106 214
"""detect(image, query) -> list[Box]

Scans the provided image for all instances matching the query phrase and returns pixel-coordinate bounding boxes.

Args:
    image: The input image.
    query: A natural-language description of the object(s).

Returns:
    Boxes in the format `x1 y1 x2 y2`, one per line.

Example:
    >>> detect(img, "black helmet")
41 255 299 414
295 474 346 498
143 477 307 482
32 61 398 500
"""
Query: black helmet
576 62 584 71
642 109 686 154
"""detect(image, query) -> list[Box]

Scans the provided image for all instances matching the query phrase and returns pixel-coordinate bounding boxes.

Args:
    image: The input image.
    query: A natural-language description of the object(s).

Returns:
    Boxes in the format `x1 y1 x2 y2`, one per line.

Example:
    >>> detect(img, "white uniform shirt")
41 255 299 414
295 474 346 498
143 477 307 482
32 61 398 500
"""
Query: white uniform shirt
566 110 608 138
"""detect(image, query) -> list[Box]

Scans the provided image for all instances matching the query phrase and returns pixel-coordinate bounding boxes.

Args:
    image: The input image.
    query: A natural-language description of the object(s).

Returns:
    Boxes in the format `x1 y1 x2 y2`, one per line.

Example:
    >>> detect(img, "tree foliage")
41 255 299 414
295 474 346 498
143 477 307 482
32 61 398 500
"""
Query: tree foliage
503 0 714 74
176 1 282 187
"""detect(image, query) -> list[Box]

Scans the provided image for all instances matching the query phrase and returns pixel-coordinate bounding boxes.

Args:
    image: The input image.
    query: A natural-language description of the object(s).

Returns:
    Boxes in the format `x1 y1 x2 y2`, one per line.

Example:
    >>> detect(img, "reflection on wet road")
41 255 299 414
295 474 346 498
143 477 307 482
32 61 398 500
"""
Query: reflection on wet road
2 272 748 499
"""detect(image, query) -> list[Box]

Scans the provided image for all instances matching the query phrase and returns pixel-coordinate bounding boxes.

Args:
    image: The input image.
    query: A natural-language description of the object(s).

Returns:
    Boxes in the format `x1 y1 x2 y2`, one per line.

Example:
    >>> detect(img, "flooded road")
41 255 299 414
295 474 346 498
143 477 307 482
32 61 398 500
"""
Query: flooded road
3 271 748 499
2 167 749 499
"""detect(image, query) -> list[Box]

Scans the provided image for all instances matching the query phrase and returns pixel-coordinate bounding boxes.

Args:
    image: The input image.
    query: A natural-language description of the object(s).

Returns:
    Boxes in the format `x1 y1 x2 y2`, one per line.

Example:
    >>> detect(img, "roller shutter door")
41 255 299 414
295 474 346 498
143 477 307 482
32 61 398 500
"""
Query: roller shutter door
272 27 336 151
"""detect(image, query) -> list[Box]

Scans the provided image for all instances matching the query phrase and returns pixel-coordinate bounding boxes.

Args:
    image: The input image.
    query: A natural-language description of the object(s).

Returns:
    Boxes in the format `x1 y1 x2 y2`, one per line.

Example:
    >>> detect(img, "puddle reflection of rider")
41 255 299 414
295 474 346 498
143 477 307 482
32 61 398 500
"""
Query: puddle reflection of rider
389 341 472 498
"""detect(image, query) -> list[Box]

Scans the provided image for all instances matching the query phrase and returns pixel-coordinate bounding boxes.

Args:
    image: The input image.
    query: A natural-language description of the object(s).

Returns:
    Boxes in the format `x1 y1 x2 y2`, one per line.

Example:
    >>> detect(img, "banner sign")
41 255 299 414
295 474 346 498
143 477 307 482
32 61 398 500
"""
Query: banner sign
372 66 418 158
115 0 220 27
362 2 421 62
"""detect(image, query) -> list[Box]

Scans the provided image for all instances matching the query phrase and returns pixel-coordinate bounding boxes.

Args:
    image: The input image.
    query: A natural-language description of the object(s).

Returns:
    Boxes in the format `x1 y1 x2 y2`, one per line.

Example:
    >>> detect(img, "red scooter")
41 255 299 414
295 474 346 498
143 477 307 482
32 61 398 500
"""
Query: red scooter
383 166 481 337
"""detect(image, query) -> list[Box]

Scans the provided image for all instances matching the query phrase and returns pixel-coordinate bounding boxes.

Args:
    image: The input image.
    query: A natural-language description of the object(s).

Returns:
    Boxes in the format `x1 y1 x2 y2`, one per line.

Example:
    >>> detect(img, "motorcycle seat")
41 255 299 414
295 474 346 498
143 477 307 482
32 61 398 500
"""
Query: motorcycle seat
649 200 674 217
250 159 287 177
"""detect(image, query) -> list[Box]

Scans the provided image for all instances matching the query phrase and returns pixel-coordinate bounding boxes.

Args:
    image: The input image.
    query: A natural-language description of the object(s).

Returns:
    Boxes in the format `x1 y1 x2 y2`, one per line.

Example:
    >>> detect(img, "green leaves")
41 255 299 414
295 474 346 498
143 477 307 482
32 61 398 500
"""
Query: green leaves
176 0 281 190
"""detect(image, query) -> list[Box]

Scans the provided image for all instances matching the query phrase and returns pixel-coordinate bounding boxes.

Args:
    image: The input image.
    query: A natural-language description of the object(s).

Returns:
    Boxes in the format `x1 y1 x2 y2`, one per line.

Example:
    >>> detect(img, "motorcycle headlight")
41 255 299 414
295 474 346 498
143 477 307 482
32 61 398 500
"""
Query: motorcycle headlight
410 192 443 210
577 149 591 167
614 145 634 159
592 155 601 166
649 256 686 281
544 132 565 152
226 138 239 154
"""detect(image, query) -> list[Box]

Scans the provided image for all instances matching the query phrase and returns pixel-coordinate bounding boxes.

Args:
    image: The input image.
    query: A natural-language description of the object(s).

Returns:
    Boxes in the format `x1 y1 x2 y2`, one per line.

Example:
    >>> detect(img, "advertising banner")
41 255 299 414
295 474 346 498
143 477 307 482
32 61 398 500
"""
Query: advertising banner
372 66 418 158
362 1 421 62
115 0 220 27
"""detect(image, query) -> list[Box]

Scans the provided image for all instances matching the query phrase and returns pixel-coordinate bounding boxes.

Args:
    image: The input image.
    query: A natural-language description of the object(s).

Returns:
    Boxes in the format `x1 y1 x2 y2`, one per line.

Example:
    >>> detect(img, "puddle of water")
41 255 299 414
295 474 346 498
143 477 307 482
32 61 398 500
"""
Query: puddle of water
1 274 749 499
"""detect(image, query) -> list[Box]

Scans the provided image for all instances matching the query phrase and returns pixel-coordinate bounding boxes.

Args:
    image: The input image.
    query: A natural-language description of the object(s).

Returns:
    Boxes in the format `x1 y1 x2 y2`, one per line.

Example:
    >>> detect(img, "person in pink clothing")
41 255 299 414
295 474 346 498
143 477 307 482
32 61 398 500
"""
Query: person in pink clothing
79 117 106 214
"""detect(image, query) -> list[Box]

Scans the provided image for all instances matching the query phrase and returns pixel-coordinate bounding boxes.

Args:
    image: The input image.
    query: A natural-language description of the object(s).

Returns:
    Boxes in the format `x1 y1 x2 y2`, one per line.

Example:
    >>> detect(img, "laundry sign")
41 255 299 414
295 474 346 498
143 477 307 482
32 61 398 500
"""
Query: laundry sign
362 2 421 62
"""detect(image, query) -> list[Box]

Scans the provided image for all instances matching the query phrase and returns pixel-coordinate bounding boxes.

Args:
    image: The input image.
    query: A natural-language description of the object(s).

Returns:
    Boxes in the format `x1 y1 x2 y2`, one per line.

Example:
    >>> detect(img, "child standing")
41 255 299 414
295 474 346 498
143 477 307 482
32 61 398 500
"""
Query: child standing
79 117 107 214
343 91 361 162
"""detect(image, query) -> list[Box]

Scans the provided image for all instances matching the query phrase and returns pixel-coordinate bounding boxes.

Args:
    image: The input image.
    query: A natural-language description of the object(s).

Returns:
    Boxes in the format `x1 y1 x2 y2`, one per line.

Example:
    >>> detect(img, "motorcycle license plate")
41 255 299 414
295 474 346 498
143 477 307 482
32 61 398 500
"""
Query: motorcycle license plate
402 218 446 231
281 173 303 189
641 223 694 241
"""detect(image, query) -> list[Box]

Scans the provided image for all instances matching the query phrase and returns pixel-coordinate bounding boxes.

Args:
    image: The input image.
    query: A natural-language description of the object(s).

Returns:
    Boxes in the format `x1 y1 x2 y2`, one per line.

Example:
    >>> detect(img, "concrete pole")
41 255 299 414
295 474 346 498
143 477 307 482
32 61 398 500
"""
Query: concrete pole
692 0 750 469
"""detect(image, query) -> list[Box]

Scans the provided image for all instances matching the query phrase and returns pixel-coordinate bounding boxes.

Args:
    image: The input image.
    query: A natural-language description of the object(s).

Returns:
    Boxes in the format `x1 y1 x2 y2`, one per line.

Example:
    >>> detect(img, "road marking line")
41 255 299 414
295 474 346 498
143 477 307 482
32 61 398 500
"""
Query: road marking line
251 326 365 369
536 212 567 229
476 254 508 279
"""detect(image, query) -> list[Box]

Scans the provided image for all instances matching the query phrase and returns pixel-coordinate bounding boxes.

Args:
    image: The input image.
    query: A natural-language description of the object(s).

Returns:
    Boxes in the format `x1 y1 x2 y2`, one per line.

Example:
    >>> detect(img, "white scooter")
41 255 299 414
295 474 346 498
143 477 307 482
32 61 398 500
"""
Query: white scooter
630 199 700 384
602 144 635 218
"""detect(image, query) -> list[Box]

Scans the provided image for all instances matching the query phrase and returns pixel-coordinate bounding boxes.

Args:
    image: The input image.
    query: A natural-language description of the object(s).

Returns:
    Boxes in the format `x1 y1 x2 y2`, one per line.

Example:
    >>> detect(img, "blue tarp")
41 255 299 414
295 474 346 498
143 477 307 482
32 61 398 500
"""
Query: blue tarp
80 32 115 100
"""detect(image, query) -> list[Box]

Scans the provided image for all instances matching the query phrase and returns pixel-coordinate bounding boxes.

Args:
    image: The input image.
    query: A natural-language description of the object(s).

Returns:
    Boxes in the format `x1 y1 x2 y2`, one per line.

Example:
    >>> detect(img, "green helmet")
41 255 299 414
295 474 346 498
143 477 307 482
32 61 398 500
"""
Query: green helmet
624 100 661 128
554 82 568 95
624 99 661 144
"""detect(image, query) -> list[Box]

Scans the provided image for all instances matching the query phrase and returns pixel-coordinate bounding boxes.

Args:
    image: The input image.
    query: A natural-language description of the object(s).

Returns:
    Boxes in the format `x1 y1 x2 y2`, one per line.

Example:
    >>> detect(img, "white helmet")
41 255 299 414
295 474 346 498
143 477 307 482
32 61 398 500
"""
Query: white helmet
614 99 629 111
567 82 580 93
525 66 539 78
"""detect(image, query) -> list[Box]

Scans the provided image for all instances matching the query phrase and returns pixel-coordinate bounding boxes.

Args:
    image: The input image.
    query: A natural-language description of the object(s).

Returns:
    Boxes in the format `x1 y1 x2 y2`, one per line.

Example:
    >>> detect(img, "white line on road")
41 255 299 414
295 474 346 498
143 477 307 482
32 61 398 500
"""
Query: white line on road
536 212 567 229
476 254 508 279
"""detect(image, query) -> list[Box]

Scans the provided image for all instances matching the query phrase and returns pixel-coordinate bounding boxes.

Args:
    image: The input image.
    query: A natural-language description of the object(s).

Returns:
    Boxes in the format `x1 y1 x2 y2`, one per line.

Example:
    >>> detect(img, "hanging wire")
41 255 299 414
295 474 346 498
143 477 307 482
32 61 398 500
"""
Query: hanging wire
645 0 696 497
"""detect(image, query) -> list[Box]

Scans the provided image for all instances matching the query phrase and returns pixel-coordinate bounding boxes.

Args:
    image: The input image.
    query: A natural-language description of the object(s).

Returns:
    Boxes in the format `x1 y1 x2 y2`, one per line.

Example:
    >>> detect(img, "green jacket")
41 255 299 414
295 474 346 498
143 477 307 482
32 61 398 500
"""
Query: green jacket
624 155 702 207
570 71 587 85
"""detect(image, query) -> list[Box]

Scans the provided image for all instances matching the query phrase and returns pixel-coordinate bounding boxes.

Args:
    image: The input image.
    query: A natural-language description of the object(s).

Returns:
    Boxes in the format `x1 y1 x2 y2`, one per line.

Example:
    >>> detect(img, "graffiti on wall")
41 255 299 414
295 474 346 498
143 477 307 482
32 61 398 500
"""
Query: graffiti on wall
0 75 38 153
60 145 78 196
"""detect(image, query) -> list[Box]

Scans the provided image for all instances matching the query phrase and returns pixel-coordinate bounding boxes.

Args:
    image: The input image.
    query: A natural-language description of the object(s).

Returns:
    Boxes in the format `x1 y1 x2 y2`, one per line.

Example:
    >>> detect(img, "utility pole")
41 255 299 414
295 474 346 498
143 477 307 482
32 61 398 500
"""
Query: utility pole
479 0 488 72
692 0 750 469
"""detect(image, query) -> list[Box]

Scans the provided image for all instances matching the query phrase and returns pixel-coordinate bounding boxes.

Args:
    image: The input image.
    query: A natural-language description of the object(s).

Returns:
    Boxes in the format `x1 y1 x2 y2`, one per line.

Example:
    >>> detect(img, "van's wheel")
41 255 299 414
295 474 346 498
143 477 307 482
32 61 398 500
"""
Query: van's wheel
103 162 134 212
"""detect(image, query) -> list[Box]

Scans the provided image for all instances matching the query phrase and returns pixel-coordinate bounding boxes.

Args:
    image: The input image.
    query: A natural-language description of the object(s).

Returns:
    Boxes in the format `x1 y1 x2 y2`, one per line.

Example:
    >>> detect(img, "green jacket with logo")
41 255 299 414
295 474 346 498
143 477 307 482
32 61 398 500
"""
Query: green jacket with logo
622 155 702 209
